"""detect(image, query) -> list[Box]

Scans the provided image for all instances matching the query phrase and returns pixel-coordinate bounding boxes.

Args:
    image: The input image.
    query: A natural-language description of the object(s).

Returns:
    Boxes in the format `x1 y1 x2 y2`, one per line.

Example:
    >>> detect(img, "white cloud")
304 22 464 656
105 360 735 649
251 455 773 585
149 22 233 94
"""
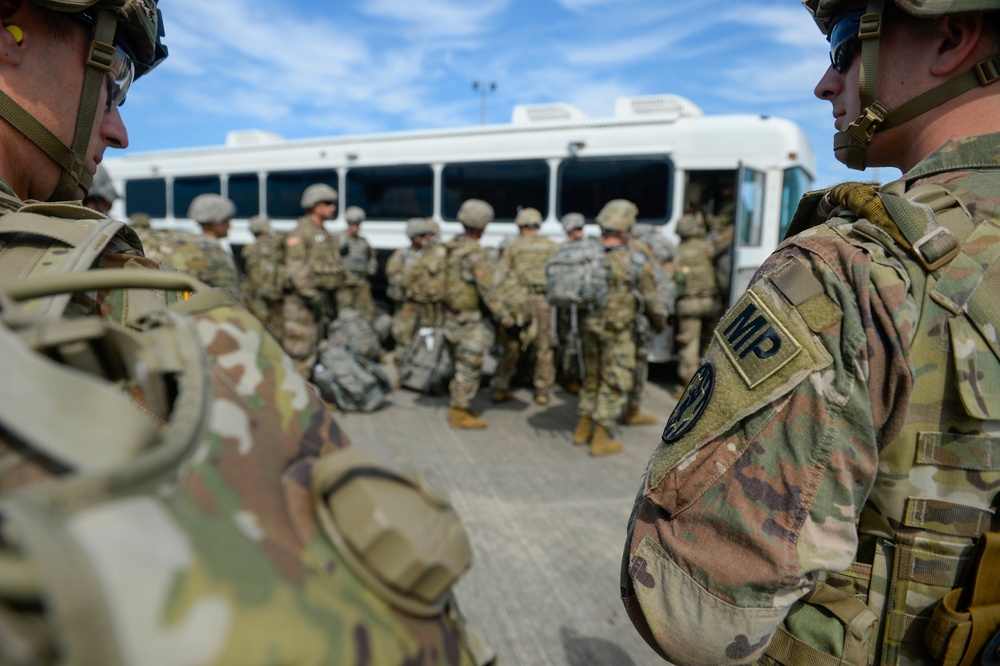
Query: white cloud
358 0 511 38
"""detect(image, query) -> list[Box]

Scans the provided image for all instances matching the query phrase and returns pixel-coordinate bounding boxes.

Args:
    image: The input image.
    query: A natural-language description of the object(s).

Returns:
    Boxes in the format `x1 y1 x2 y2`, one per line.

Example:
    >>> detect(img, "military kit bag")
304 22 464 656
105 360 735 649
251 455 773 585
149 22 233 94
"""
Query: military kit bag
314 345 393 411
405 244 448 305
397 326 454 395
544 239 610 310
328 307 384 361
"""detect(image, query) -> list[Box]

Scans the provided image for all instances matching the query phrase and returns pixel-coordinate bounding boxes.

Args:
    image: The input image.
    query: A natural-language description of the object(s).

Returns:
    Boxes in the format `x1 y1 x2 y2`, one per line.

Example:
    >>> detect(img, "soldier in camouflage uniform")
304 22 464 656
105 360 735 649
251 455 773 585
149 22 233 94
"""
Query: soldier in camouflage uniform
555 212 587 394
572 200 667 456
166 193 243 301
0 3 491 663
492 207 559 405
442 199 518 429
335 205 378 323
387 217 437 362
241 214 282 335
623 2 1000 665
673 210 724 390
282 183 344 378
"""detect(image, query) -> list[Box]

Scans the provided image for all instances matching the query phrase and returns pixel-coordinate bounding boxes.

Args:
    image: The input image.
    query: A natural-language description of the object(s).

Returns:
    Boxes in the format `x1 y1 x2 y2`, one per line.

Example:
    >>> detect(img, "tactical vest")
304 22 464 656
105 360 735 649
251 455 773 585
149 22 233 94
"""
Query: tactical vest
675 236 719 298
763 182 1000 666
509 235 557 292
443 239 481 313
243 232 287 301
0 207 493 665
405 243 448 305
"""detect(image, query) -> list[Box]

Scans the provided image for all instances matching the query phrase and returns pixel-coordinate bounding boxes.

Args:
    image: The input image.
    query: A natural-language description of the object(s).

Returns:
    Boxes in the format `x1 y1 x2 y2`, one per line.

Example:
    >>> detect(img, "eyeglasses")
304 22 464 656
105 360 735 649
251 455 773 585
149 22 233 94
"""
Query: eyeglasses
73 11 137 111
104 44 135 111
828 9 864 74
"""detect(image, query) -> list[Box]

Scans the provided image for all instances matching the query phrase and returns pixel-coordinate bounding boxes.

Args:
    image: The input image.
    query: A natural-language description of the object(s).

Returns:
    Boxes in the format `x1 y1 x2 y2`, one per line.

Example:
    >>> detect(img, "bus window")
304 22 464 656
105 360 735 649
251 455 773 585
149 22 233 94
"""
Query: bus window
558 157 672 223
266 170 338 219
125 178 167 218
738 168 766 246
780 166 811 240
228 173 260 218
345 165 433 220
174 176 221 219
442 160 548 221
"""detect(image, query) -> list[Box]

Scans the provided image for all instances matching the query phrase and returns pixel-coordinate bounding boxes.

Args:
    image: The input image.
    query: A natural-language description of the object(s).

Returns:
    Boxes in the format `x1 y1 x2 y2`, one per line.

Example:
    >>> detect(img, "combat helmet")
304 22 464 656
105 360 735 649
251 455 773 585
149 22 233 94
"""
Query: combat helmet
405 217 429 240
345 206 366 224
514 207 543 228
456 199 494 229
248 215 271 236
301 183 339 210
561 212 585 233
596 199 638 232
675 212 707 239
188 194 236 224
2 1 167 200
803 0 1000 170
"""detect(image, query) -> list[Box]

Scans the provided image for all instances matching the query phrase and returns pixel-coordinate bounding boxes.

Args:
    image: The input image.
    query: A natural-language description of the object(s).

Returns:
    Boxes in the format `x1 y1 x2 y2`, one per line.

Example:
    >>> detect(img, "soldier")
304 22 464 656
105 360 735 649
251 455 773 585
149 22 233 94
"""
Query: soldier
571 200 667 456
82 164 118 214
672 210 723 391
442 199 518 429
623 2 1000 665
0 3 489 663
386 217 435 362
335 205 378 323
555 212 587 394
492 207 559 405
166 192 243 300
282 183 344 378
706 182 736 297
241 214 283 334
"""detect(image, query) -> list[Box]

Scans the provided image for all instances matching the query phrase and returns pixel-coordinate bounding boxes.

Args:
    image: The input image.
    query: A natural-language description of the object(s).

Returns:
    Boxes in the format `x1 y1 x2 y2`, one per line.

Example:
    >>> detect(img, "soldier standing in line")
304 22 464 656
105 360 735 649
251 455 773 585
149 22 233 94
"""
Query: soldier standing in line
571 200 667 456
672 210 723 393
442 199 518 429
282 183 344 379
492 207 559 405
335 205 378 323
160 193 243 301
386 217 433 362
706 182 736 299
623 2 1000 664
241 214 283 335
554 212 587 394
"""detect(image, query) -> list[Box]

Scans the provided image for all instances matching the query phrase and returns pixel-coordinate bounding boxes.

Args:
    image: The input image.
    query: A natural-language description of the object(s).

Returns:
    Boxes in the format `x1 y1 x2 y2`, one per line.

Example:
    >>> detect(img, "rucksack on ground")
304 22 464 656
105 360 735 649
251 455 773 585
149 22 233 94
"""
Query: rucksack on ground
397 326 454 395
328 307 384 360
545 239 610 311
314 345 392 411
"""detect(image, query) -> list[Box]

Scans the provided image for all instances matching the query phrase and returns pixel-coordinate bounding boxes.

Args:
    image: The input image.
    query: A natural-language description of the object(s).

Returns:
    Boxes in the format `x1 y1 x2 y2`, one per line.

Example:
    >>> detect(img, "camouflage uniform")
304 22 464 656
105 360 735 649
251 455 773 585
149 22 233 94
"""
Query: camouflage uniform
442 200 514 428
282 215 344 378
624 235 669 424
493 214 559 403
674 212 724 386
574 200 667 455
335 207 378 324
622 133 1000 666
388 219 440 362
241 216 284 336
142 228 243 302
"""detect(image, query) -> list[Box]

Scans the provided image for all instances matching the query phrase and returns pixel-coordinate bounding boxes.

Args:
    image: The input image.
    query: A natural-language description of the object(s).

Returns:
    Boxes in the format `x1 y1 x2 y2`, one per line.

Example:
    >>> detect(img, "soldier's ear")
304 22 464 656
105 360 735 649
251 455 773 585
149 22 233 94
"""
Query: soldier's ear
930 14 986 78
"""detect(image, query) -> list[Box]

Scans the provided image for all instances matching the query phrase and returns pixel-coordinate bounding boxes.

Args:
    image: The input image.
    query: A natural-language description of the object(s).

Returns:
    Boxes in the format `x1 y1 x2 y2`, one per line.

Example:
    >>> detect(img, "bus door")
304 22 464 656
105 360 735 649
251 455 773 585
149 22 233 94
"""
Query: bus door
728 162 768 306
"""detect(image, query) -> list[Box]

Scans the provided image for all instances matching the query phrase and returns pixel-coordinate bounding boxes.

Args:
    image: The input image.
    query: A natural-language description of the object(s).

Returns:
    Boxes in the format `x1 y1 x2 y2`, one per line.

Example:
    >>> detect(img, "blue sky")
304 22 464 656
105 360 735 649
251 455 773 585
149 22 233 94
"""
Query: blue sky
117 0 896 189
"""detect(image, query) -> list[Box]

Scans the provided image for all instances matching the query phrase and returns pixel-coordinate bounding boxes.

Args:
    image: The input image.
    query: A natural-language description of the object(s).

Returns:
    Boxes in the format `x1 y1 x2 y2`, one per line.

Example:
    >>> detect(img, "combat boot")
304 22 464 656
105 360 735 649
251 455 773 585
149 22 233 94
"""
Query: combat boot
492 388 511 403
623 408 657 426
572 415 593 445
449 406 487 429
589 425 623 456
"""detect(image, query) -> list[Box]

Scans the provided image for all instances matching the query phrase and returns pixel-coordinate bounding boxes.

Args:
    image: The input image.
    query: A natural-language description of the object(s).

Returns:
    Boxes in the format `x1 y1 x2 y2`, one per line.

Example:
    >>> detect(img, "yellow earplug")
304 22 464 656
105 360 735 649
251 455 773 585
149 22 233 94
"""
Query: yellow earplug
5 25 22 44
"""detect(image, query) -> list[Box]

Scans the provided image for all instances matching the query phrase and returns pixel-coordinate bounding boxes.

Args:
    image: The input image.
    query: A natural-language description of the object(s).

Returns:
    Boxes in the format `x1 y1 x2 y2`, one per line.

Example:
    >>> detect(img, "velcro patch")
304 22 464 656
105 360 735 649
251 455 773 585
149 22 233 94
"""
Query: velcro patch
715 291 801 388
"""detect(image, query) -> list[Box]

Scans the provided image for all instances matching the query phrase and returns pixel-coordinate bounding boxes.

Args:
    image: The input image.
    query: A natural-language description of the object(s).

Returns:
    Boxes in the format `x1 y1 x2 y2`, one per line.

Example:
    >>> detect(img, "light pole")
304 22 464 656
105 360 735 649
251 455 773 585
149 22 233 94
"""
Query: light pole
472 80 496 125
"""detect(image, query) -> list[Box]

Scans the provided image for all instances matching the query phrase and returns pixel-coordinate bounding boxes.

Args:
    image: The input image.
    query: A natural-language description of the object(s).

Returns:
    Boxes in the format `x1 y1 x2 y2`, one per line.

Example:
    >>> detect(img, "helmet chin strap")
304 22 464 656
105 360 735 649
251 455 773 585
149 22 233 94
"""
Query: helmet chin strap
0 8 117 200
835 0 1000 170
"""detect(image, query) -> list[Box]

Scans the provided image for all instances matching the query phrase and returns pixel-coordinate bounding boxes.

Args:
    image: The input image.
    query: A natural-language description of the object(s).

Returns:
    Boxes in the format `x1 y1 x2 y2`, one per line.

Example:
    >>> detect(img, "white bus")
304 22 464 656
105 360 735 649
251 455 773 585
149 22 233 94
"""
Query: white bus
104 93 815 356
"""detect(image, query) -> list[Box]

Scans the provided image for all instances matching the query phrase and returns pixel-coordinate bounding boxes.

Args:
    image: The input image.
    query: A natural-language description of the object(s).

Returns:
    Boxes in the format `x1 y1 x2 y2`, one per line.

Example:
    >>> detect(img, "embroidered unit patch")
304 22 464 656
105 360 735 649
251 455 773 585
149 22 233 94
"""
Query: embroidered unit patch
714 291 801 388
662 363 715 443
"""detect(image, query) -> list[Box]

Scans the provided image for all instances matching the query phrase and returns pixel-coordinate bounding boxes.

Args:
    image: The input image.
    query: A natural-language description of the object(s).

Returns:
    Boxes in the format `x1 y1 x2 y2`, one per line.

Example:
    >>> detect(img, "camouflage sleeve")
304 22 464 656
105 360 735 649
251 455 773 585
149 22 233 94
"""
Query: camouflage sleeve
638 262 668 333
470 250 513 328
622 221 916 665
367 242 378 276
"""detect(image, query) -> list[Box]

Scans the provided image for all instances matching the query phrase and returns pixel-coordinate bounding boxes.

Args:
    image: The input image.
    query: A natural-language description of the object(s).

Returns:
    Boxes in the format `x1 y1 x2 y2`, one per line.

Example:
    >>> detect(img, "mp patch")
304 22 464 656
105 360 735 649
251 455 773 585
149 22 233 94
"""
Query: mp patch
714 290 801 388
662 363 715 443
